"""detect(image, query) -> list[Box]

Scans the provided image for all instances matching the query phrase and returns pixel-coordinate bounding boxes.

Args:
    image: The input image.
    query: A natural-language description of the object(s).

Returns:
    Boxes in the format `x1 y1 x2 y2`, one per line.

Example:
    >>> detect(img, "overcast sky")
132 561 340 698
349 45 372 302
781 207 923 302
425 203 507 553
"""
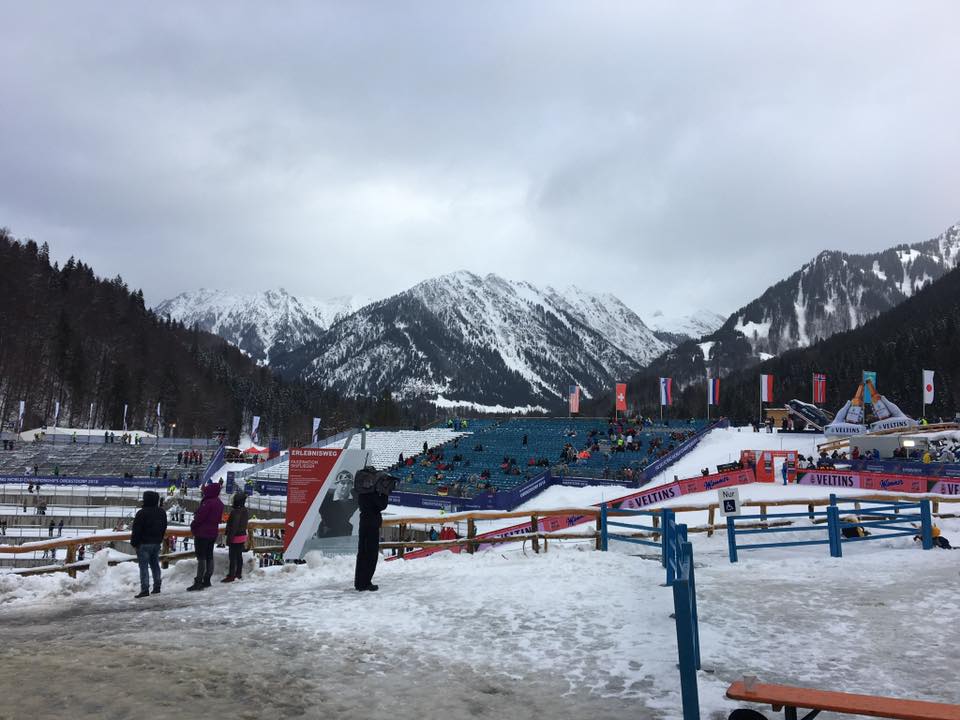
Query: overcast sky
1 2 959 319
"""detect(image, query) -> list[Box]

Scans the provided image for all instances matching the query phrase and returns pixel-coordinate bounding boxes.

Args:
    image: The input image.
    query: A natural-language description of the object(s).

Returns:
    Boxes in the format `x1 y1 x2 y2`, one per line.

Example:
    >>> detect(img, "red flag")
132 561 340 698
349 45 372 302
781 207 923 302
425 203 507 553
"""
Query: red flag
760 374 774 402
615 383 627 412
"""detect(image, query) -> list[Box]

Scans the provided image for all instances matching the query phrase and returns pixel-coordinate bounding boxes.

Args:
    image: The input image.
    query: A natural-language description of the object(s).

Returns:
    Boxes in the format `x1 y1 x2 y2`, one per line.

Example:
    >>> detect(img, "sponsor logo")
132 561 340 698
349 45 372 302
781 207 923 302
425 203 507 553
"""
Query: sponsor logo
804 473 855 487
704 476 730 489
880 479 904 489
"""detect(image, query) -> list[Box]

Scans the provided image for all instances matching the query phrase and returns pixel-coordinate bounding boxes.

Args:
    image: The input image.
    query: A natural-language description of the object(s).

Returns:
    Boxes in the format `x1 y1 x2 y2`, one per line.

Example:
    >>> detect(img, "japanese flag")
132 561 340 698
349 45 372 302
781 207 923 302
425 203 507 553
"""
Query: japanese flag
923 370 935 404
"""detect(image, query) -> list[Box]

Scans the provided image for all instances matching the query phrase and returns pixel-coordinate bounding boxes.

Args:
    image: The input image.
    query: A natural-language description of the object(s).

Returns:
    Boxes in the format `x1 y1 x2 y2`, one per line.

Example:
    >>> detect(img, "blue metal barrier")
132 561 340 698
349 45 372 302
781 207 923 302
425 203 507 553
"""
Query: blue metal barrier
599 503 678 582
726 495 934 562
672 539 701 720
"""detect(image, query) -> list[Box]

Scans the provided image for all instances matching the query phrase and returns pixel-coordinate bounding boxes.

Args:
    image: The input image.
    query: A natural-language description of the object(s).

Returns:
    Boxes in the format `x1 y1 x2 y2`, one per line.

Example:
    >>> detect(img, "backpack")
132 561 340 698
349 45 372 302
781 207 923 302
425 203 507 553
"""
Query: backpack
353 466 398 496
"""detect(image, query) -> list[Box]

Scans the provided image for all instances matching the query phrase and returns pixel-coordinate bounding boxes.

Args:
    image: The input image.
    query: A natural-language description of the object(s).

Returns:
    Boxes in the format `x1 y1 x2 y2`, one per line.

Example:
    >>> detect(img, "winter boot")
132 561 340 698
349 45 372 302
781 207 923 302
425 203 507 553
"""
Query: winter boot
135 590 150 599
221 575 235 583
151 584 161 595
186 580 203 592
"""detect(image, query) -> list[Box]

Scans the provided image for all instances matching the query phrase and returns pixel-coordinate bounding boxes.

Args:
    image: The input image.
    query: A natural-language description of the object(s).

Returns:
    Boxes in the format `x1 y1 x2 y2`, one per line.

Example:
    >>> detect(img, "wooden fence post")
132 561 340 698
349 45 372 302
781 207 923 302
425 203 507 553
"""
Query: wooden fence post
531 515 539 553
467 518 476 555
398 524 406 558
653 513 661 542
808 503 815 521
66 544 77 578
707 506 715 537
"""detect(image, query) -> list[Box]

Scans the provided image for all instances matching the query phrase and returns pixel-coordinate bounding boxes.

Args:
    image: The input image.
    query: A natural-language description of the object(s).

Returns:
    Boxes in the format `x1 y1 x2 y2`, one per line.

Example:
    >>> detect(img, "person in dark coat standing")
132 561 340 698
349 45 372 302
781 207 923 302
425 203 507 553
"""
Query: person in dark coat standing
354 483 390 592
222 492 250 582
188 482 224 591
131 490 168 598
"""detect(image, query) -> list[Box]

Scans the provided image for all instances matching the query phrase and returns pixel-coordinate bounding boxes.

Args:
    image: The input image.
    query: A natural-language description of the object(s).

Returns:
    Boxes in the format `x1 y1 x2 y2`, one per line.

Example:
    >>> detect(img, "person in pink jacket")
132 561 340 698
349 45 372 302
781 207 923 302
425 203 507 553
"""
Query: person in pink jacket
188 483 224 591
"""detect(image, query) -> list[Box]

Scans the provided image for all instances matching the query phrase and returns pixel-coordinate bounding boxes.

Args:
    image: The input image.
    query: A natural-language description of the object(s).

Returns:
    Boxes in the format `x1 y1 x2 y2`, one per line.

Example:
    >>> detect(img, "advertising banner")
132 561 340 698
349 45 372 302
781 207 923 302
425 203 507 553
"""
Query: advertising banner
283 447 370 558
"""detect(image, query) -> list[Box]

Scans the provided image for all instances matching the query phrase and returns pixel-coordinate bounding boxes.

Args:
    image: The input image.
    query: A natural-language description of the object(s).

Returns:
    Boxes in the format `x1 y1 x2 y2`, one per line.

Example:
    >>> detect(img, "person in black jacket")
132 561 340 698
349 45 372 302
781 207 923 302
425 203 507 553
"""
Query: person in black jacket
131 490 168 598
354 485 390 592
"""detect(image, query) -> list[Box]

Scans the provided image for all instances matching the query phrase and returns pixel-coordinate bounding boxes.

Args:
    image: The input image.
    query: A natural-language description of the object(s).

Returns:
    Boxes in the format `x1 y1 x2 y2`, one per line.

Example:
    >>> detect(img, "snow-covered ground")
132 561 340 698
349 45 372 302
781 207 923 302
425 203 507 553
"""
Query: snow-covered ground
2 425 959 719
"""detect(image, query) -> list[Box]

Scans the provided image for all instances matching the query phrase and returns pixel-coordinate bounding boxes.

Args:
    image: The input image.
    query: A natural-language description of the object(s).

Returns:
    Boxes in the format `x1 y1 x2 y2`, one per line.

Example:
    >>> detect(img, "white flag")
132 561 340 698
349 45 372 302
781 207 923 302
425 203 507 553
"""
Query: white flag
123 404 128 431
156 402 161 419
53 401 60 427
312 417 321 442
251 415 261 443
17 400 25 431
923 370 935 404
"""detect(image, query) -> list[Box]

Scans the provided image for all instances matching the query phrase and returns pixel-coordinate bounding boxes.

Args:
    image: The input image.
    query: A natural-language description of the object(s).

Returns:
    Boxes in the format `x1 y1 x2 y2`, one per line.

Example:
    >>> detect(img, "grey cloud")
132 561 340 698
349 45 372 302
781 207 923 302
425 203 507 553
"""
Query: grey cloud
1 1 959 317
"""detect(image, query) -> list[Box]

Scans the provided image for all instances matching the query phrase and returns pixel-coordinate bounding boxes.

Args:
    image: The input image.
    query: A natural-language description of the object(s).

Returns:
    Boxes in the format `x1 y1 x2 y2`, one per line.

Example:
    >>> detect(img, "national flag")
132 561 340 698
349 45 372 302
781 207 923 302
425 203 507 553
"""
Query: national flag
760 374 774 403
312 417 322 442
812 373 827 405
707 378 719 406
615 383 627 412
660 377 672 406
17 400 25 431
53 401 60 427
123 404 128 431
923 370 935 404
251 415 261 442
568 385 580 414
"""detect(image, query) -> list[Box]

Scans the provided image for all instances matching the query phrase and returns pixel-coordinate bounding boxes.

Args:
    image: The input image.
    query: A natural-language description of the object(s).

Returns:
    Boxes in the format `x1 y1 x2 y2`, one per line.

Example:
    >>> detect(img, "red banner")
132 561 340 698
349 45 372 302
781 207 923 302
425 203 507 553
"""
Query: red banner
283 448 342 550
615 383 627 411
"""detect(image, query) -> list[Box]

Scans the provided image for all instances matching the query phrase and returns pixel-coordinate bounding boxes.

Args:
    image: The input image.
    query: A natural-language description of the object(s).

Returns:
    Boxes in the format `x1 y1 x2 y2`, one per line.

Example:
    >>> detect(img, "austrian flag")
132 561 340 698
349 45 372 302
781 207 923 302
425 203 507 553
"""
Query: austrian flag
760 374 774 403
659 377 672 406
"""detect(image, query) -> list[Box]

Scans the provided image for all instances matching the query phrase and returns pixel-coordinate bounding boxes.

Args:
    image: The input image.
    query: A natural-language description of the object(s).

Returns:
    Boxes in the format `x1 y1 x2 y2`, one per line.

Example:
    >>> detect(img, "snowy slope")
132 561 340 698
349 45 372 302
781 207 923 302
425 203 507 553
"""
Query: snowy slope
294 271 670 408
154 288 369 364
722 221 960 357
641 309 726 341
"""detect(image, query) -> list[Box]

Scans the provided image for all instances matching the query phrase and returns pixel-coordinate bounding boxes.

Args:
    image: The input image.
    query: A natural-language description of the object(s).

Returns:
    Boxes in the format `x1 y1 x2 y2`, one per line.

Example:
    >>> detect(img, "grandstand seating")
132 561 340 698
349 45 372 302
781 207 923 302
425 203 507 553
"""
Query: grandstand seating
245 418 706 500
0 441 204 480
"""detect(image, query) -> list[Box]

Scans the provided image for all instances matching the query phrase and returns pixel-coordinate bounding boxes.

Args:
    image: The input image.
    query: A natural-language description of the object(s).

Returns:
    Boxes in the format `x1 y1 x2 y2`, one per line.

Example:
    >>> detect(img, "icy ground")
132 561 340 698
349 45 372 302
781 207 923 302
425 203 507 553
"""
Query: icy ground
1 528 958 720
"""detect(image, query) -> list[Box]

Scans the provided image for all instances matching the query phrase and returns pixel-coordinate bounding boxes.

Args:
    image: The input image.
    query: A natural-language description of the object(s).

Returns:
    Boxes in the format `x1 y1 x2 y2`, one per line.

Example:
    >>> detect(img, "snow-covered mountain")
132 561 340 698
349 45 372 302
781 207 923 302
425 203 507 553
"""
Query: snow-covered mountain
282 271 671 409
721 222 960 357
641 309 726 344
641 221 960 388
154 288 369 364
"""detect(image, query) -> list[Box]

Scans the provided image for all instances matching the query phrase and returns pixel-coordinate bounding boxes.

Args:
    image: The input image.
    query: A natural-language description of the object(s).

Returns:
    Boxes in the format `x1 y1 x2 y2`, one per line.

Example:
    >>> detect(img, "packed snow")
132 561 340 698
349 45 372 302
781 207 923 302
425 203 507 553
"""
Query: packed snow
2 425 959 719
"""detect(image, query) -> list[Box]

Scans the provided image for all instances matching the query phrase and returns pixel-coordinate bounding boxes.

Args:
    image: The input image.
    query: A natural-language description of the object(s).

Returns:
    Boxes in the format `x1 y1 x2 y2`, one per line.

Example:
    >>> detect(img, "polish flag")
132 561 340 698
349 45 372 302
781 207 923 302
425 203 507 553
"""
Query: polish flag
760 374 774 403
615 383 627 412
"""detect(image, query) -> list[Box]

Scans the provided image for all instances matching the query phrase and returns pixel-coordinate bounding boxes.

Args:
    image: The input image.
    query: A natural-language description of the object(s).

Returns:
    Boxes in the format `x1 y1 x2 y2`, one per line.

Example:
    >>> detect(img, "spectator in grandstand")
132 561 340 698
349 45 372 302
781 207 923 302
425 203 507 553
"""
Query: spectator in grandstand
429 527 439 541
222 492 250 582
188 483 225 591
131 490 168 598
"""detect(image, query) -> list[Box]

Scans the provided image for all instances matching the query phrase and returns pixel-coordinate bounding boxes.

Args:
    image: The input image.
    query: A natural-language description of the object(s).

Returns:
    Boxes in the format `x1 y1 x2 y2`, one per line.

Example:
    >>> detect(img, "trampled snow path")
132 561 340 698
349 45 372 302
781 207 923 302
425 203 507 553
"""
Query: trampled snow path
1 532 958 720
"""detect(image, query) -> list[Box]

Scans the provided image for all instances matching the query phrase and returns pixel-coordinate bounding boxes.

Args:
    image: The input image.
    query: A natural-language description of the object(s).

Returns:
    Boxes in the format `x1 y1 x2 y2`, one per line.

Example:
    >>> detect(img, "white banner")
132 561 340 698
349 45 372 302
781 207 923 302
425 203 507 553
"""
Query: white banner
312 417 321 442
17 400 25 431
251 415 261 442
53 401 60 427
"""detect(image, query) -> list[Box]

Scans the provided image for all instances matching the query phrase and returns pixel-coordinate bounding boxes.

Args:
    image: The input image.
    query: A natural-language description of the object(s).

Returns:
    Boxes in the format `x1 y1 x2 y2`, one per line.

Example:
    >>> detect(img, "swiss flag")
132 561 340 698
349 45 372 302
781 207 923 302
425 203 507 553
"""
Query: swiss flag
615 383 627 412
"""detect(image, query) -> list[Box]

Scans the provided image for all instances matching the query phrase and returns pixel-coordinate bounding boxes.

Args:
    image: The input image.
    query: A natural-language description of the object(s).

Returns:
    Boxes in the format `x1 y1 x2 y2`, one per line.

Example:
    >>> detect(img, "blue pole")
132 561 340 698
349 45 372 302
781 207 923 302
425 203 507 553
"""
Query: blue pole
686 542 701 670
600 503 608 551
827 505 842 558
920 499 934 550
726 515 738 563
672 577 701 720
661 509 674 569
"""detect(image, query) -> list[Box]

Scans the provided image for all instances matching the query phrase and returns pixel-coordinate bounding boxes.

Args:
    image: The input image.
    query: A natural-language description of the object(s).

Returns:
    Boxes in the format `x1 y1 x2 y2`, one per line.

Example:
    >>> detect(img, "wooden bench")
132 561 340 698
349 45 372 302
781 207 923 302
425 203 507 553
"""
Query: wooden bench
727 680 960 720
